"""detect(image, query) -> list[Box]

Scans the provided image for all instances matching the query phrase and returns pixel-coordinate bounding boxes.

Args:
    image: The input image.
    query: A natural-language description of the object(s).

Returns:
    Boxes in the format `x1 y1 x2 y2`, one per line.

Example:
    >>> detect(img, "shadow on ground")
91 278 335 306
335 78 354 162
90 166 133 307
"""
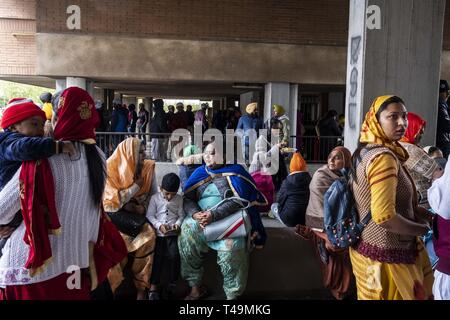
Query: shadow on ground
113 218 329 300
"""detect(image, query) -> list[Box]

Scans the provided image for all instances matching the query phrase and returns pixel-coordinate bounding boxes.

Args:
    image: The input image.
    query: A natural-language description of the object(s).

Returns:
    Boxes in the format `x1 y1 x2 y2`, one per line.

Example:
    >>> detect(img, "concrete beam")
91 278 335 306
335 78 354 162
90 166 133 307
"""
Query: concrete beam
36 33 347 85
55 78 66 91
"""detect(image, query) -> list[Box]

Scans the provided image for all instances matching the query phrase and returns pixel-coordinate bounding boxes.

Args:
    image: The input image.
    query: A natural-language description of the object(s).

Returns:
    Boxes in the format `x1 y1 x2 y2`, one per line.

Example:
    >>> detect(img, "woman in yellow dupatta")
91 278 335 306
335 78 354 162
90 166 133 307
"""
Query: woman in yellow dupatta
350 95 433 300
103 137 156 300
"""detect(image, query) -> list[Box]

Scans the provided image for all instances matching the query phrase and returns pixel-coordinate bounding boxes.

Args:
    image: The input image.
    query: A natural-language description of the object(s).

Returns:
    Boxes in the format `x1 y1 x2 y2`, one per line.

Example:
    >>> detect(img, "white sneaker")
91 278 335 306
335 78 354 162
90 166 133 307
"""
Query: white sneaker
270 203 287 227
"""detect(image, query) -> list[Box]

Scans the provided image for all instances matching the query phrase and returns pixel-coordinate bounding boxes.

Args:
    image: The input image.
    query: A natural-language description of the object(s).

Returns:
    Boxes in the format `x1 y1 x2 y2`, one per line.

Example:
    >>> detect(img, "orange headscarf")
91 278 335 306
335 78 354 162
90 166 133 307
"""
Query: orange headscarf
103 138 155 212
290 152 307 172
360 95 409 162
401 112 426 144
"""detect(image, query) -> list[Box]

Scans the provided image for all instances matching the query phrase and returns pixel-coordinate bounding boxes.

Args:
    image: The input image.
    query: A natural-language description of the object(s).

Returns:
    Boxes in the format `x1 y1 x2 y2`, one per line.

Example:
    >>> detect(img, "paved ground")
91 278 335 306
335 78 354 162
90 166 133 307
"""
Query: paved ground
113 217 328 300
111 162 328 300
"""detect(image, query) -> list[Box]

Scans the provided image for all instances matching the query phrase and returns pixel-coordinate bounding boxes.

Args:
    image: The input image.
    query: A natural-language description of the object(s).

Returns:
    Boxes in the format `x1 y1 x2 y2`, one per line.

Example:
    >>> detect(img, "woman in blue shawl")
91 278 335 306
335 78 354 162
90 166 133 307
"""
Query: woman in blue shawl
179 142 267 300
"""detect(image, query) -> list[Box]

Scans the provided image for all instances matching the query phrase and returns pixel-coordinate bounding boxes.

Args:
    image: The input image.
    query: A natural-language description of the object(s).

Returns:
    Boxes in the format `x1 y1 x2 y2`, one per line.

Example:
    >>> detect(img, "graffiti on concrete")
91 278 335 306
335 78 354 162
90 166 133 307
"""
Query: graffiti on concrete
350 36 361 65
347 36 361 129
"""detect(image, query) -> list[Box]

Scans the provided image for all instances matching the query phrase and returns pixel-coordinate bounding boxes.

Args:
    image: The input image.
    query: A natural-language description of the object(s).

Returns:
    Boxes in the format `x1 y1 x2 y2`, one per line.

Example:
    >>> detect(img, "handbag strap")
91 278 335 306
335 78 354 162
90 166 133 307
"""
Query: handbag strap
360 211 372 226
208 194 251 211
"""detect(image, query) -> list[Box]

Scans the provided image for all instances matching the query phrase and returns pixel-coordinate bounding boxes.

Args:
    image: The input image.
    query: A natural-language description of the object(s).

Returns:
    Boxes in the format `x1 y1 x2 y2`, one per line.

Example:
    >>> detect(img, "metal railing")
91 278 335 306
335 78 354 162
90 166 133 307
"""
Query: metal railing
95 131 238 160
292 135 344 163
95 132 344 163
95 132 159 158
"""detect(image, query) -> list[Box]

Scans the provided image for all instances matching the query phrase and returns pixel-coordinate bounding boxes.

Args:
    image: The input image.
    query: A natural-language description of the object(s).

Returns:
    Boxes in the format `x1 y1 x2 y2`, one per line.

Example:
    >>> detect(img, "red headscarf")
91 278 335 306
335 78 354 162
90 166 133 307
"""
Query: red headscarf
19 87 100 276
53 87 99 143
402 112 426 144
53 87 126 287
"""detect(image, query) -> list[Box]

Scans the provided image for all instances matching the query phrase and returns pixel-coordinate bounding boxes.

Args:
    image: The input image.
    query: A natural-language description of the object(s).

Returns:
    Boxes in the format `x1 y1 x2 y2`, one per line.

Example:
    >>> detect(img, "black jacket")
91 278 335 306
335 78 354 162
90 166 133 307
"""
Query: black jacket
317 117 342 136
150 109 169 138
277 171 311 227
436 98 450 146
186 111 195 127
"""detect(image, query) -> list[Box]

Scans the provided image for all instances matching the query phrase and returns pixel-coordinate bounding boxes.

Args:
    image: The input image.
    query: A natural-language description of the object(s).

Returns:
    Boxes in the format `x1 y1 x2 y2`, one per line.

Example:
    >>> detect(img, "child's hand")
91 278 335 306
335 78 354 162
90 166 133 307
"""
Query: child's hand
250 232 264 250
0 226 14 239
61 141 76 157
432 167 444 181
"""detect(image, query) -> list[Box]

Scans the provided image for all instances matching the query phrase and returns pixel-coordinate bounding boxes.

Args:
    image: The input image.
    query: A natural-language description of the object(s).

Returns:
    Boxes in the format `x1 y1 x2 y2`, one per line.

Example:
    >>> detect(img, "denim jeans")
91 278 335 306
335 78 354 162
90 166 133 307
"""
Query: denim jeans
423 230 439 269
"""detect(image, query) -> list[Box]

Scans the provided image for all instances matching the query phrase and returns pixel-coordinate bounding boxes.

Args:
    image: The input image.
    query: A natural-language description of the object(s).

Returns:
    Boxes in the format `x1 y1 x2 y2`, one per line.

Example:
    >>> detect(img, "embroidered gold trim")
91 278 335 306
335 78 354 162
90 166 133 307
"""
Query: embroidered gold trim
78 101 92 120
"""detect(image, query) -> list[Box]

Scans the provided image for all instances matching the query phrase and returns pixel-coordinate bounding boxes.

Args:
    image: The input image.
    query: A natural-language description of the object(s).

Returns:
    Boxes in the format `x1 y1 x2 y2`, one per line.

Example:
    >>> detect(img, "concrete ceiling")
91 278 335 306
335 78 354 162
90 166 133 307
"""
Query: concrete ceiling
0 76 263 98
91 79 263 99
0 75 345 99
0 75 56 89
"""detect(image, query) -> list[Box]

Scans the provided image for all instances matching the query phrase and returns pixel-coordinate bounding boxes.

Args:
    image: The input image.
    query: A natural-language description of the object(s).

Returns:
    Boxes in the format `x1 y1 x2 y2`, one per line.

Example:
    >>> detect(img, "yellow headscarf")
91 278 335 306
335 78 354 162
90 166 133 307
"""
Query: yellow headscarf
103 137 155 212
42 102 53 120
273 104 285 116
360 95 409 162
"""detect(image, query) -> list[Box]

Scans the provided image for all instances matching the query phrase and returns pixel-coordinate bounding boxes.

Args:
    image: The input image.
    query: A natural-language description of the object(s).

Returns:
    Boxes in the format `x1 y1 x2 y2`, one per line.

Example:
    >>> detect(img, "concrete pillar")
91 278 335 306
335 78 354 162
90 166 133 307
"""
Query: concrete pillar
114 92 122 103
264 82 290 124
105 89 115 111
55 79 66 92
220 97 227 110
86 80 94 97
289 84 299 148
144 97 153 156
93 88 104 102
344 0 445 152
144 97 153 119
264 83 298 146
66 77 86 90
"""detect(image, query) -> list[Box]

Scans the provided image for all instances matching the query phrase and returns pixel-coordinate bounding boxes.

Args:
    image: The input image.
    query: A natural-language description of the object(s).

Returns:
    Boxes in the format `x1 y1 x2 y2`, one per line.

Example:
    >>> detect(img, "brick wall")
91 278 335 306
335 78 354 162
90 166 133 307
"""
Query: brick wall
3 0 450 77
36 0 450 50
0 0 36 75
0 0 35 19
36 0 349 46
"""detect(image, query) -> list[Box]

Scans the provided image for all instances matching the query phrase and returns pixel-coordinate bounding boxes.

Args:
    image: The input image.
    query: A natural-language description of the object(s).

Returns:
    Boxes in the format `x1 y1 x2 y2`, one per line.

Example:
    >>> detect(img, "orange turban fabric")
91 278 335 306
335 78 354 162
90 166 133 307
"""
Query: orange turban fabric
290 152 307 172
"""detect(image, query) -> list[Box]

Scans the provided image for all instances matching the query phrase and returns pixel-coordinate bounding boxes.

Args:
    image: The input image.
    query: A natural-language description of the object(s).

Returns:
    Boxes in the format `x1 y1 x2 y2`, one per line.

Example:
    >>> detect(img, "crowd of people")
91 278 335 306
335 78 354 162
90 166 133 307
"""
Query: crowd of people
0 81 450 301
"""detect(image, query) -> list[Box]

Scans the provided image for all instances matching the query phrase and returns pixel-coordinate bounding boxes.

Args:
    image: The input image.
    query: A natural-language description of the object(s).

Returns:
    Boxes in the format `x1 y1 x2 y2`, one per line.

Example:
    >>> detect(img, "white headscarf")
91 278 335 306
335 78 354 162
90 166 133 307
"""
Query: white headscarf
428 159 450 219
